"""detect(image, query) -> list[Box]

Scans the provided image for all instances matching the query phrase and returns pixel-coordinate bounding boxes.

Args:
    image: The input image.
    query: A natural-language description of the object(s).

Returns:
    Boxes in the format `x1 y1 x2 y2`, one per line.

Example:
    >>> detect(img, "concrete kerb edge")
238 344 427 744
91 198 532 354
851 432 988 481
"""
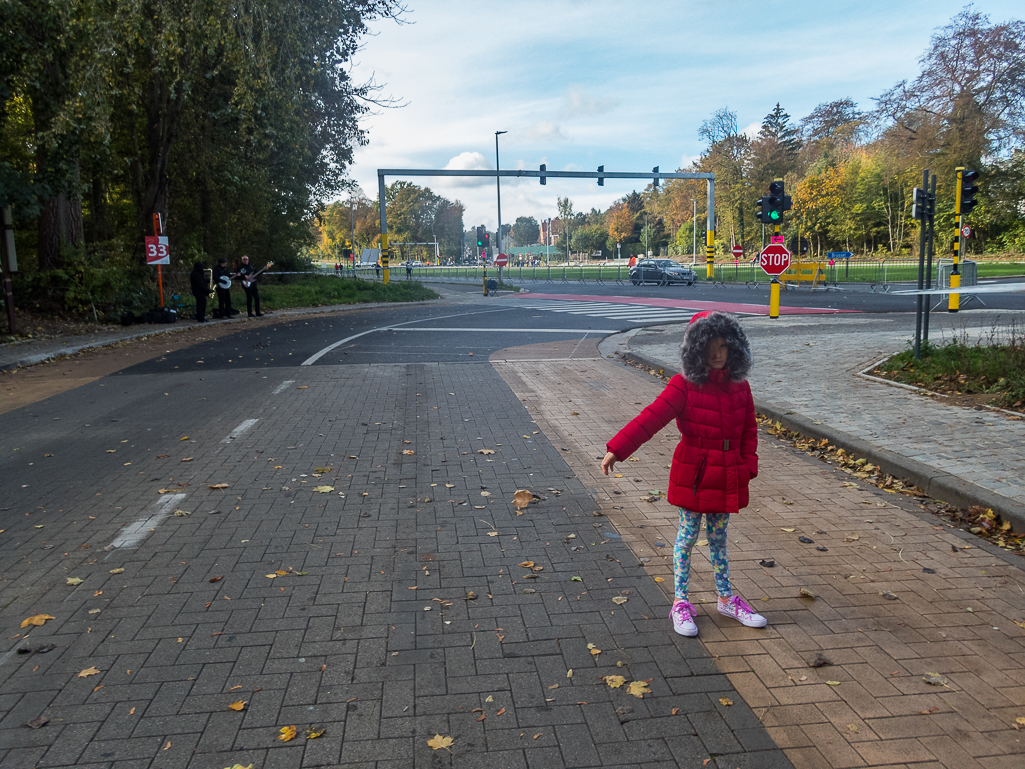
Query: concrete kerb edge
612 345 1025 534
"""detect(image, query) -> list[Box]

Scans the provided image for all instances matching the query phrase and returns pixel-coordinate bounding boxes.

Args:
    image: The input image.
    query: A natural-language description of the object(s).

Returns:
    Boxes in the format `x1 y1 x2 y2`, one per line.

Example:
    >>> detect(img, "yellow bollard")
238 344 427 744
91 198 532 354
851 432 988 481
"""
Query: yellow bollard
949 271 960 312
769 279 780 319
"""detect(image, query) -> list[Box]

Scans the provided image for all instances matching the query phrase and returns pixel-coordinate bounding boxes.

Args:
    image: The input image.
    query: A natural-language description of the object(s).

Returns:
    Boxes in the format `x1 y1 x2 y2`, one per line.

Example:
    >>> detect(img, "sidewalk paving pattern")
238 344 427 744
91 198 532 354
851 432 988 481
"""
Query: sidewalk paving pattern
1 300 1024 768
1 358 791 769
494 345 1025 769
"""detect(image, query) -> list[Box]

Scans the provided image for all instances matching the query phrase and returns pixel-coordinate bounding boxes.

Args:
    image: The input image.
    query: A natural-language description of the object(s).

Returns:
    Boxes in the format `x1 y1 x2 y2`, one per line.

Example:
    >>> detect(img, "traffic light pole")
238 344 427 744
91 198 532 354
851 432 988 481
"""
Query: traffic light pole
950 167 964 313
914 169 929 359
706 179 715 280
378 173 390 284
769 224 781 319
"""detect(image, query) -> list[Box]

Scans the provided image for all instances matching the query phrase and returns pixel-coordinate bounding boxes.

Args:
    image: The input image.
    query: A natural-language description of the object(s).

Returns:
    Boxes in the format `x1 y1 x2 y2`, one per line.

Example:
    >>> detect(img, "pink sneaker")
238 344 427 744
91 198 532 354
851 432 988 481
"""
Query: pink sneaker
717 595 767 628
670 600 698 637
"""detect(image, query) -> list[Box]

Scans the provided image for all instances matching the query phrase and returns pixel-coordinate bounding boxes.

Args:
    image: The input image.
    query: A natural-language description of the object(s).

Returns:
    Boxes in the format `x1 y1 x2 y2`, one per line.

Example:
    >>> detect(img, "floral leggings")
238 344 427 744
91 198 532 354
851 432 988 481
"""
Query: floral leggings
674 509 731 601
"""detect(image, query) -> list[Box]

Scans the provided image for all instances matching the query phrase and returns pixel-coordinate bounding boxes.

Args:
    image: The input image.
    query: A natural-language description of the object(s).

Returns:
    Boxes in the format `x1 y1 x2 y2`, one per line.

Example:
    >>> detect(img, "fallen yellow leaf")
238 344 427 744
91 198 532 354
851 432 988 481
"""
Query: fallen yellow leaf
228 701 246 711
401 450 415 455
611 596 628 605
781 527 795 532
478 449 495 455
627 680 651 698
305 726 326 739
67 577 84 586
21 614 55 628
719 696 733 706
180 436 189 441
653 577 665 583
278 725 298 742
427 734 454 751
109 568 124 574
512 489 534 509
603 675 626 688
519 561 535 568
312 486 334 493
209 483 229 490
78 666 100 678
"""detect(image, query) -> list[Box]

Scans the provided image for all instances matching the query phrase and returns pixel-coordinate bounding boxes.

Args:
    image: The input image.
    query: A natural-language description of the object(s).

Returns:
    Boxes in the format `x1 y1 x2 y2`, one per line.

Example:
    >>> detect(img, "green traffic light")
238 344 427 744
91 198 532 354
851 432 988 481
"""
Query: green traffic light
769 210 781 221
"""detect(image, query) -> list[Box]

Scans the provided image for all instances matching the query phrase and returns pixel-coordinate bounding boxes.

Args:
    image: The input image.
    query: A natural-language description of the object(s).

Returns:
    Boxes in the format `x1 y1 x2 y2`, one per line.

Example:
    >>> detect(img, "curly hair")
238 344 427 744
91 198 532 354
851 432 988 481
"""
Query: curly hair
679 311 752 385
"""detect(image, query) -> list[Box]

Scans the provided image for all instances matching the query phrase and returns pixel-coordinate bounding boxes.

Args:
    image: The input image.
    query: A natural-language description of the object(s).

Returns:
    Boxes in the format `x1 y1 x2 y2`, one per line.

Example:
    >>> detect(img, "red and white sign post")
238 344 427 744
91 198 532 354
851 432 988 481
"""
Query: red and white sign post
146 214 170 307
759 243 791 319
494 253 508 267
731 245 744 261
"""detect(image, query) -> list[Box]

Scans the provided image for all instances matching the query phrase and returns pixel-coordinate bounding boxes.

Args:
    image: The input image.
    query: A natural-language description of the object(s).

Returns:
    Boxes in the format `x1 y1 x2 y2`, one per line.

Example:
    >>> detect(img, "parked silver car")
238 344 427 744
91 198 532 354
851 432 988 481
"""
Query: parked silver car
629 259 697 286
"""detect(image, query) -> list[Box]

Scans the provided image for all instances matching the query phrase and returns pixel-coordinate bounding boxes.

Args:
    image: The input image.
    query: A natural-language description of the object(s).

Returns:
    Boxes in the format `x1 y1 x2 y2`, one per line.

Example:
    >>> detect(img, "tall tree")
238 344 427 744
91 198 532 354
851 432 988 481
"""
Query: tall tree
511 216 539 246
749 103 801 187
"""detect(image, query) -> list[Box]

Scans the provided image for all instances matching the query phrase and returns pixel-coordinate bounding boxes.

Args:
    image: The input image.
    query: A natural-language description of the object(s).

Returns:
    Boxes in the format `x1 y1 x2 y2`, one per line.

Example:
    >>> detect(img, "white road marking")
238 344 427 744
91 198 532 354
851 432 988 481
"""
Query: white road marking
382 327 618 333
220 418 259 444
105 492 187 553
273 380 295 394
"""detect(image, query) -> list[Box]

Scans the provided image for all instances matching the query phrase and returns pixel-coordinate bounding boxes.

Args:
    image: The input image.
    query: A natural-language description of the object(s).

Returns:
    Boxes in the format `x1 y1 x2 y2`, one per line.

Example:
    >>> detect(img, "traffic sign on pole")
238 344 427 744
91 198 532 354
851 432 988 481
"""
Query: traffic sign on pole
758 244 791 276
495 253 508 267
731 245 744 259
961 225 972 239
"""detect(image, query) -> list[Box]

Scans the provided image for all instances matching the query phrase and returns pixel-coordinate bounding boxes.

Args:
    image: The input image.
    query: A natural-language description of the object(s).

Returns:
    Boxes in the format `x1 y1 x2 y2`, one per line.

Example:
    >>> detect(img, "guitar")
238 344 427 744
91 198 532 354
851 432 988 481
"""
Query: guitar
241 261 274 287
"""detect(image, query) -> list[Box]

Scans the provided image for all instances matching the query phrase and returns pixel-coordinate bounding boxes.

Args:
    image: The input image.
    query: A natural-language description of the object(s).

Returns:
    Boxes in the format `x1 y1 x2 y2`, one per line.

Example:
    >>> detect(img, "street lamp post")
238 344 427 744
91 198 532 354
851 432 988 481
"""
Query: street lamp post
495 131 507 275
691 199 697 265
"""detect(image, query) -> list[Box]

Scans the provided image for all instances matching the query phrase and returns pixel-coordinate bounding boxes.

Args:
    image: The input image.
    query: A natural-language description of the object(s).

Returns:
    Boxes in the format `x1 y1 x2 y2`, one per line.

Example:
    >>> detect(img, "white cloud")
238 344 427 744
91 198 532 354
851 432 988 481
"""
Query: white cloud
519 122 569 143
434 152 493 189
679 153 701 170
560 88 616 118
742 121 762 140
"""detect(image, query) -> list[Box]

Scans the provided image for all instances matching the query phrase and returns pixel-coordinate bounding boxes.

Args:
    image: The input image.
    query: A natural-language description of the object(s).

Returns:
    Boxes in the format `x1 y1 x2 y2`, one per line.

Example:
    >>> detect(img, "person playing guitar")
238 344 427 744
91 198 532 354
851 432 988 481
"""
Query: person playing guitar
236 255 273 317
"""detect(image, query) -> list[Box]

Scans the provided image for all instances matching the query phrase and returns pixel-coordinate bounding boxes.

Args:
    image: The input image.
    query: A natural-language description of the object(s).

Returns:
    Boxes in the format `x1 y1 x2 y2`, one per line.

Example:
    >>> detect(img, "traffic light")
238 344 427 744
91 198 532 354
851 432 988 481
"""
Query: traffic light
912 187 926 220
476 227 484 248
755 196 771 224
960 170 979 214
483 232 490 254
787 236 810 255
766 181 791 222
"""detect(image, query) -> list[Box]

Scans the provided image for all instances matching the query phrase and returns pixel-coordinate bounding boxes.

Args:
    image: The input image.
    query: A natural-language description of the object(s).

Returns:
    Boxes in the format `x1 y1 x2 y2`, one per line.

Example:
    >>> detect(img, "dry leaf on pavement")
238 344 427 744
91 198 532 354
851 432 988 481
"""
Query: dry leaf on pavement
653 577 665 583
627 681 651 698
427 734 454 751
66 577 83 586
312 486 334 493
519 561 535 568
21 614 55 628
922 673 948 686
78 666 100 678
25 716 49 729
719 696 733 706
512 489 534 508
603 675 626 688
304 726 326 739
401 450 415 455
478 449 495 455
109 568 125 574
223 765 253 769
278 725 298 742
227 701 246 711
209 483 229 490
611 596 628 605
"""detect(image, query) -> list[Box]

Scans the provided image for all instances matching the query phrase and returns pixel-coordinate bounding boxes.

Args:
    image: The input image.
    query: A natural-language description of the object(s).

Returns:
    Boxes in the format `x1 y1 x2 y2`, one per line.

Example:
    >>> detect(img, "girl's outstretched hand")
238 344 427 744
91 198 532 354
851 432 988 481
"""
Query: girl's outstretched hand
601 451 618 476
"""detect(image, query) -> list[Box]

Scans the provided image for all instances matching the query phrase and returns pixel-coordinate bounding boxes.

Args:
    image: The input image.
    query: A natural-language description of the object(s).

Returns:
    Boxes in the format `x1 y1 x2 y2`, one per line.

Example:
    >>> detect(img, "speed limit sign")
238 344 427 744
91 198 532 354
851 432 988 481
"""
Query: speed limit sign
961 225 972 239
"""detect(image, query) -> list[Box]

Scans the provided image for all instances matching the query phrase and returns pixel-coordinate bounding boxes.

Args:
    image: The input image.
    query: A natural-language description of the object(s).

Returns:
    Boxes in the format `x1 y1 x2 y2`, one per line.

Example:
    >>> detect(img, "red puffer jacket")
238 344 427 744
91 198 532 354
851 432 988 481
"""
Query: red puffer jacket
607 370 758 513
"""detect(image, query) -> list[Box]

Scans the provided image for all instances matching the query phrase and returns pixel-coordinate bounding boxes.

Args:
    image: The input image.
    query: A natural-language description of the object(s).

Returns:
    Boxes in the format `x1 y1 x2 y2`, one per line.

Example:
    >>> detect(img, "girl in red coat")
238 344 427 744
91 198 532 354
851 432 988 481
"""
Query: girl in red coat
602 311 765 637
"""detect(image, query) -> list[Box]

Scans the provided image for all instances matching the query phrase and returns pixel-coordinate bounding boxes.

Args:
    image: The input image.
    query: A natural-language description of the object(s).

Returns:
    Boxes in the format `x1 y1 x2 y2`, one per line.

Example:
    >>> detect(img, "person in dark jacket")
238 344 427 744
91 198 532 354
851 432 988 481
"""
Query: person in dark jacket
212 258 236 318
602 311 763 637
189 261 209 322
236 254 262 317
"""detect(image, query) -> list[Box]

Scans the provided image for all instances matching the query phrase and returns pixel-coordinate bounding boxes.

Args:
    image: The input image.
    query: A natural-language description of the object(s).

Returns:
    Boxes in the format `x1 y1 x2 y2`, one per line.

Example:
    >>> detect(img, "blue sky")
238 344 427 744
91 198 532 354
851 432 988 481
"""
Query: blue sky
346 0 1021 233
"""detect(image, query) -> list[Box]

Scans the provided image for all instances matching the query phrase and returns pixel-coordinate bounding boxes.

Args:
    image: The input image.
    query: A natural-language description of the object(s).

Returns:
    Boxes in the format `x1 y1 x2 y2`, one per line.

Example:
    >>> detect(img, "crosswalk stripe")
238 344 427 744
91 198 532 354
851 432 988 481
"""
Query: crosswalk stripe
515 301 698 325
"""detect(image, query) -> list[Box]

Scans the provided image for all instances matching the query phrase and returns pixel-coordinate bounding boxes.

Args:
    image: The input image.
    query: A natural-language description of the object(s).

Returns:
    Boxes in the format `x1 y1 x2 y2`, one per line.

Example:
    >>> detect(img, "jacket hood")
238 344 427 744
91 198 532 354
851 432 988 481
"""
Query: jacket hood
680 311 752 384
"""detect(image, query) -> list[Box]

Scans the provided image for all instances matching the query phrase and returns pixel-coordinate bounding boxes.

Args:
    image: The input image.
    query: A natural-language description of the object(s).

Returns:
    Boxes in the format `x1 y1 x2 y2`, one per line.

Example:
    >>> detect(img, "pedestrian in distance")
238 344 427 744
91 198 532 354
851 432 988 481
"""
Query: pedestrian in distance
212 258 237 318
236 254 263 317
601 310 764 637
189 261 209 322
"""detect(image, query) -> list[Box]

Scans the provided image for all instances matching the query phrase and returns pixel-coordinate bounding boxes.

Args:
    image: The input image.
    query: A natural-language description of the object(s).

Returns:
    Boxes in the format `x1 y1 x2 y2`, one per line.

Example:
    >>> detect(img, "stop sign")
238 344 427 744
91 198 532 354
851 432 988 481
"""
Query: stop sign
495 253 509 267
731 245 744 259
759 244 791 276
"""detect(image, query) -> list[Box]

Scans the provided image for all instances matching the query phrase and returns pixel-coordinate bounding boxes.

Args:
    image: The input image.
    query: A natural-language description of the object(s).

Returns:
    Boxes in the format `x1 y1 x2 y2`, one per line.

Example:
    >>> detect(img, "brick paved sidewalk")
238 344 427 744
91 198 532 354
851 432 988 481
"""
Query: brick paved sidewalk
494 346 1025 769
0 357 791 769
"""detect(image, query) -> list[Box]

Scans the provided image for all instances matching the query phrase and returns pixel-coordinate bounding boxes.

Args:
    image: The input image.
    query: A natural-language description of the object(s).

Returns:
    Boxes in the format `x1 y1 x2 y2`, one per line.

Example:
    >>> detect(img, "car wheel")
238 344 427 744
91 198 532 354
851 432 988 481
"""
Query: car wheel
631 277 640 286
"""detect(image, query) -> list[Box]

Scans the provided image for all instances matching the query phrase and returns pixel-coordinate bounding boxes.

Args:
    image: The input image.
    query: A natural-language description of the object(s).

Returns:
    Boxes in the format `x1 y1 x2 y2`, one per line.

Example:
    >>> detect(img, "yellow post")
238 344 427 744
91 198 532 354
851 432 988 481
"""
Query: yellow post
381 233 390 284
949 167 962 312
483 267 488 296
705 229 715 279
770 279 780 318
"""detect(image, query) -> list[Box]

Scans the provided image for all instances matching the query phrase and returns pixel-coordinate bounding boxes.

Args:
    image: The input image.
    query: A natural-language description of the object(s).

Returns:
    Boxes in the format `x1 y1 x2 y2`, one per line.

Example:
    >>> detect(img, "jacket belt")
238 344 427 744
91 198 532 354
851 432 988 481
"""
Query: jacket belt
685 437 734 451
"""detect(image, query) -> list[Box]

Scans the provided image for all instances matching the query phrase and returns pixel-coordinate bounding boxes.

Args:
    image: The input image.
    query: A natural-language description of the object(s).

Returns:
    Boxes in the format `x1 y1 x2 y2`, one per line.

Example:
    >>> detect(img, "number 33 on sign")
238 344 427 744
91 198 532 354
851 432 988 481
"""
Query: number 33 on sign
145 235 170 265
